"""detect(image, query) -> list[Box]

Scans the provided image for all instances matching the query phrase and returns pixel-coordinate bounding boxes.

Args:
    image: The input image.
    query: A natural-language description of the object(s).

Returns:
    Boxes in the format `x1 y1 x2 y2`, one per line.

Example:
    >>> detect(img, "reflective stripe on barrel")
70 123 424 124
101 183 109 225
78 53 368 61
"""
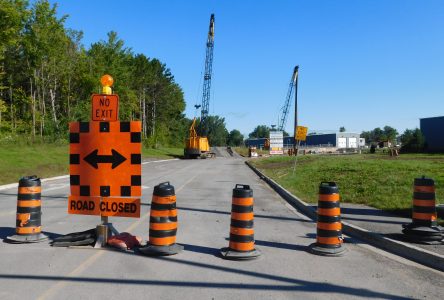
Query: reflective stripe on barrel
316 182 342 248
229 184 255 252
16 176 42 236
411 177 437 226
149 182 178 246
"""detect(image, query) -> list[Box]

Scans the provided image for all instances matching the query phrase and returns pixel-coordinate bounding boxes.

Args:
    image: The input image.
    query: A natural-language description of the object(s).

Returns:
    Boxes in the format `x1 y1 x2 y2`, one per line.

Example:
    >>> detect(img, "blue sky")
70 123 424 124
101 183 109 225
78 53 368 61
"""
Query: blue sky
48 0 444 137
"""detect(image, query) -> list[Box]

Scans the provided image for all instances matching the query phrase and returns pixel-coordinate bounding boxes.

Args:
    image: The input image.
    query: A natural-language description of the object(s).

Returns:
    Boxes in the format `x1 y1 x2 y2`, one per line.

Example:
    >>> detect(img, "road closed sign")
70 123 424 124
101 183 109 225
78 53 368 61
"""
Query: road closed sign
68 196 140 218
91 94 119 121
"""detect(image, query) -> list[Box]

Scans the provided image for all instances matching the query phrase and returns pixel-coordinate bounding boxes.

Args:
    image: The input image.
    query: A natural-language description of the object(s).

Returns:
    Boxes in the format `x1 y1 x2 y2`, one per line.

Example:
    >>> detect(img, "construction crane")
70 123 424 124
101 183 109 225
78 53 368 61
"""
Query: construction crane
199 13 215 137
277 66 299 131
184 14 215 159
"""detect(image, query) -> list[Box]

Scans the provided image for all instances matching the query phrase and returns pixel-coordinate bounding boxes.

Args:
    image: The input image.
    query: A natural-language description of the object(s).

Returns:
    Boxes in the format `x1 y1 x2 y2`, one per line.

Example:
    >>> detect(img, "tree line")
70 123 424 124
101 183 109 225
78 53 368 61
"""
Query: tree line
360 126 425 152
0 0 242 147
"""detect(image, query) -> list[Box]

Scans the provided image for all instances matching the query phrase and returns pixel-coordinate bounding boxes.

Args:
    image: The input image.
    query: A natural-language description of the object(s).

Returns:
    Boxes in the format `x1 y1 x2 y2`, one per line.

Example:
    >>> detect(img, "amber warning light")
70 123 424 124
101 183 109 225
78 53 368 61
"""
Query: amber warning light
101 74 114 95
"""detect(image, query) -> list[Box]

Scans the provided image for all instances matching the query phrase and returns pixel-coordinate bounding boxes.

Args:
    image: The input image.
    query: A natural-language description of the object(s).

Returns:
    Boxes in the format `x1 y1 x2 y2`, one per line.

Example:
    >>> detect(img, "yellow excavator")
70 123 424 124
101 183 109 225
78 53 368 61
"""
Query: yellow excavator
184 117 212 159
184 14 215 159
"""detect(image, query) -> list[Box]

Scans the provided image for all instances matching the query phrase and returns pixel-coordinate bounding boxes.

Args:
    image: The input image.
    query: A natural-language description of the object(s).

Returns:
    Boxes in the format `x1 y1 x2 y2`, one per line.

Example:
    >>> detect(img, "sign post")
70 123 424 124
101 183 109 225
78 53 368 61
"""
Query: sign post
293 125 308 174
68 74 142 248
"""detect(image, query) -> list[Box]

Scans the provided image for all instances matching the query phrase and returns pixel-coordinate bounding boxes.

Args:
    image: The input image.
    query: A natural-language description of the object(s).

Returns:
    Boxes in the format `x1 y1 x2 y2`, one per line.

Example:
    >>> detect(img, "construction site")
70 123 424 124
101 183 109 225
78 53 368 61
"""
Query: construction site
0 2 444 300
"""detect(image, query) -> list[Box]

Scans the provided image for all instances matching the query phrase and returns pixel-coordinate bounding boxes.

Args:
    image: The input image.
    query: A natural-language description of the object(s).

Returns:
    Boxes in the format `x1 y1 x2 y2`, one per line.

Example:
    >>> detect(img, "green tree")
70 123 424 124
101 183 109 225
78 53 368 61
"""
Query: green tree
0 1 188 148
0 99 7 125
0 0 28 133
249 125 270 138
227 129 244 146
383 126 398 143
339 126 346 132
361 126 398 144
206 115 228 146
88 31 136 120
400 128 424 153
0 0 28 59
21 0 72 136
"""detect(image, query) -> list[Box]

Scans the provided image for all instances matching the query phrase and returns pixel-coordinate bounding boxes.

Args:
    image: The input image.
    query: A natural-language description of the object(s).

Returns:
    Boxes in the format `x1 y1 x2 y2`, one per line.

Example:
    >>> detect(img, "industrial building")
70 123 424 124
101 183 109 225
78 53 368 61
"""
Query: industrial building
301 132 360 148
245 132 361 149
420 116 444 152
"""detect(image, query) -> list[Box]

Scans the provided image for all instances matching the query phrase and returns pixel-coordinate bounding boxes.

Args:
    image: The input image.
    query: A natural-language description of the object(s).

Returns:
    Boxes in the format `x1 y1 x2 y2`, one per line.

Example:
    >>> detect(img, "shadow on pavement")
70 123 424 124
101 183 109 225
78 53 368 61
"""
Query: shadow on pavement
0 260 411 299
304 233 317 239
181 243 221 257
140 204 313 223
3 240 409 299
254 239 307 252
310 206 399 218
310 205 409 225
340 216 406 225
0 227 15 239
184 239 308 254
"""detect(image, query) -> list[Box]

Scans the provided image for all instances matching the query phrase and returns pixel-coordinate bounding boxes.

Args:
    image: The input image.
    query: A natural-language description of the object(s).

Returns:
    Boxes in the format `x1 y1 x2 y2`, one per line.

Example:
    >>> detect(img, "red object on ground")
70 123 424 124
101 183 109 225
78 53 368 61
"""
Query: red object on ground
107 232 142 250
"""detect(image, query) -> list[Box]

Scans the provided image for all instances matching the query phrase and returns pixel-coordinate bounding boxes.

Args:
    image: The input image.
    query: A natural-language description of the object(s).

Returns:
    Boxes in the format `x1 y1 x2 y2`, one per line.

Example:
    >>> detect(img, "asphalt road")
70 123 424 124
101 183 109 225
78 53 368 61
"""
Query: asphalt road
0 151 443 299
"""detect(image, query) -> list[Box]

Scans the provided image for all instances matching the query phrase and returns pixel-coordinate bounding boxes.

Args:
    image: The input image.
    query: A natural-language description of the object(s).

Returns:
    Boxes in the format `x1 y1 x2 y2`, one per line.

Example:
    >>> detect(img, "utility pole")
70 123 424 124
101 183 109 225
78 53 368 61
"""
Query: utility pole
293 65 299 155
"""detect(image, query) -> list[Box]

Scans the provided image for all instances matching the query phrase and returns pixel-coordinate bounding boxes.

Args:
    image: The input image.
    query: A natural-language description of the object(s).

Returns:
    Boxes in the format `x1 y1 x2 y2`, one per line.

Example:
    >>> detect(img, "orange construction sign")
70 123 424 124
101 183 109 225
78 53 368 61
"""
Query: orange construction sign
91 94 119 121
68 196 140 218
69 121 141 216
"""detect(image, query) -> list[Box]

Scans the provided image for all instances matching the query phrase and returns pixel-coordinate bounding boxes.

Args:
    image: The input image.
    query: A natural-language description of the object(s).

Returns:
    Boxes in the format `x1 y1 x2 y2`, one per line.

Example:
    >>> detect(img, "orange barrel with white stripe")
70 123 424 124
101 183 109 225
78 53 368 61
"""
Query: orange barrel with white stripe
221 184 260 260
402 177 442 243
6 176 48 243
309 182 346 256
139 182 183 256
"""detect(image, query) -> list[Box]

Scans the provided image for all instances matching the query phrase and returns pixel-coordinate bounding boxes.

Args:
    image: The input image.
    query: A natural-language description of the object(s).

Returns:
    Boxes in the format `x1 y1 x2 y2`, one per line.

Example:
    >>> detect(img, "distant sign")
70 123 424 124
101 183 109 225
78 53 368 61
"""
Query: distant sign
68 196 140 218
269 131 284 155
91 94 119 121
296 126 308 141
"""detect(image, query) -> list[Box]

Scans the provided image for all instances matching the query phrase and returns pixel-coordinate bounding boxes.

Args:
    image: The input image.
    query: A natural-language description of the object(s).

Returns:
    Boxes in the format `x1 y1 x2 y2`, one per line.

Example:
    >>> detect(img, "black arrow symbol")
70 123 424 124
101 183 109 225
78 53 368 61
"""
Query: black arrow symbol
83 149 126 169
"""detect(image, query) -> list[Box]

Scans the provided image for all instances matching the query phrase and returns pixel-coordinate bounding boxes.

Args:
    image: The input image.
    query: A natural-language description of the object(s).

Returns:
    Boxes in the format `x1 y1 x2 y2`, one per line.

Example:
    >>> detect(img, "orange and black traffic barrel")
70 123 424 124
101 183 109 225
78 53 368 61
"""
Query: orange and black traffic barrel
221 184 260 259
139 182 183 256
309 182 346 256
402 176 442 243
7 176 48 243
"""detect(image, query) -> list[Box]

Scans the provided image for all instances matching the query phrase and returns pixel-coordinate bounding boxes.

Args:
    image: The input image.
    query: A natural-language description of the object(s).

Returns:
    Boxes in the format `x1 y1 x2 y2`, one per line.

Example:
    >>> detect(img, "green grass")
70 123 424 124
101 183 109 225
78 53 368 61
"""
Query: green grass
0 141 183 185
142 147 183 159
0 142 69 184
251 153 444 214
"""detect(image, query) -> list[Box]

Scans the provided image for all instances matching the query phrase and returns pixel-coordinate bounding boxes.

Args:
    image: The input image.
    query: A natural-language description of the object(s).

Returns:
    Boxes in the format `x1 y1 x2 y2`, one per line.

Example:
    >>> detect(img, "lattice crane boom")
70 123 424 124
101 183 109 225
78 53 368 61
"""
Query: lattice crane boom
199 14 215 136
278 66 299 131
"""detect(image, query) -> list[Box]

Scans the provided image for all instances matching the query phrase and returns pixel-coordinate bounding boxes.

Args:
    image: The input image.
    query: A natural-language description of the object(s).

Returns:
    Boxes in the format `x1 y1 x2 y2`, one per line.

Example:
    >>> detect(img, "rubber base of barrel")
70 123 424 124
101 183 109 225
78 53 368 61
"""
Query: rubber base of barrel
308 243 347 256
402 225 443 244
139 243 183 256
220 247 261 260
6 233 48 244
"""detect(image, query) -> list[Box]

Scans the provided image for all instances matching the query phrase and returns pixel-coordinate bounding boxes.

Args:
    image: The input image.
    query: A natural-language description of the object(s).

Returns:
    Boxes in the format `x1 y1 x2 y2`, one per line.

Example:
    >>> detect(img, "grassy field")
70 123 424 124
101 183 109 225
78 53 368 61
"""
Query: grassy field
142 147 183 159
0 141 182 185
0 142 68 185
250 153 444 215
